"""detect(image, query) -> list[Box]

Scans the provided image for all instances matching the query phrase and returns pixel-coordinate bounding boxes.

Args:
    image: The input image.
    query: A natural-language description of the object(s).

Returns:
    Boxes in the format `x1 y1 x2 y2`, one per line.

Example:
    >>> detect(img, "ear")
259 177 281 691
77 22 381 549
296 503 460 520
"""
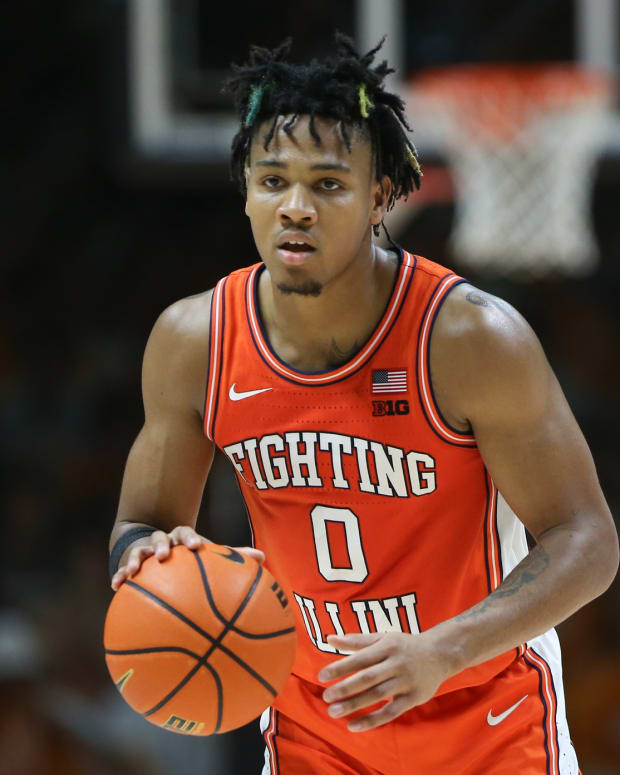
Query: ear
244 164 251 215
370 175 392 228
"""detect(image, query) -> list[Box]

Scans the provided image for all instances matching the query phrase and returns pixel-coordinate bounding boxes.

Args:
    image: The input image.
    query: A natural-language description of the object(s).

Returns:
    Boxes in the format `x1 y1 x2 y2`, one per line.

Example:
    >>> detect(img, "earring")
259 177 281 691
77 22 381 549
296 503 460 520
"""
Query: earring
372 223 380 237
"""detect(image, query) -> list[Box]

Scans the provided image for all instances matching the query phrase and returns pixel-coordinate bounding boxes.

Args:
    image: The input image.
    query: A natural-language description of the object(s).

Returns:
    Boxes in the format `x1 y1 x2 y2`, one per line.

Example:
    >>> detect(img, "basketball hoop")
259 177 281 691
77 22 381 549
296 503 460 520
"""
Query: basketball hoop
407 65 614 278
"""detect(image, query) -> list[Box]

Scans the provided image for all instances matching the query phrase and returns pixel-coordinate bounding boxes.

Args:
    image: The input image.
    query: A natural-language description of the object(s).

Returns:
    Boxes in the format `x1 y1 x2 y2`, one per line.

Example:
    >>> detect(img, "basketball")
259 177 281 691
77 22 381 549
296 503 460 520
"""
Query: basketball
104 543 297 735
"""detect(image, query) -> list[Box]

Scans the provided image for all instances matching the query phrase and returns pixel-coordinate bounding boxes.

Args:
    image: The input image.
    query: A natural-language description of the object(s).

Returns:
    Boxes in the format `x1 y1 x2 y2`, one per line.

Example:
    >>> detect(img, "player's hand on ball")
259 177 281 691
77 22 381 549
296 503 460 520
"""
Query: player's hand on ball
317 631 451 732
111 526 265 591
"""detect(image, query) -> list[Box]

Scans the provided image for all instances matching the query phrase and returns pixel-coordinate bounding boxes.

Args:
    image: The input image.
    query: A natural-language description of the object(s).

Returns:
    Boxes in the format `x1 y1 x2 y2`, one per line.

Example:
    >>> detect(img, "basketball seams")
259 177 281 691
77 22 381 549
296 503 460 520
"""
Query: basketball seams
125 579 279 697
110 549 295 733
229 625 296 640
143 658 207 718
125 566 278 716
124 580 214 642
105 645 203 659
143 658 224 732
194 550 258 629
190 564 264 673
193 551 296 640
194 550 228 625
226 561 262 627
203 661 224 732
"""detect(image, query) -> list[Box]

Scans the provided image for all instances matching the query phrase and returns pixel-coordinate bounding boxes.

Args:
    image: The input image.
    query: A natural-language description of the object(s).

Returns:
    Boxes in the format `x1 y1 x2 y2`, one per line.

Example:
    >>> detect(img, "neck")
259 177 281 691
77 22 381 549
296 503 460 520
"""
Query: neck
258 244 399 372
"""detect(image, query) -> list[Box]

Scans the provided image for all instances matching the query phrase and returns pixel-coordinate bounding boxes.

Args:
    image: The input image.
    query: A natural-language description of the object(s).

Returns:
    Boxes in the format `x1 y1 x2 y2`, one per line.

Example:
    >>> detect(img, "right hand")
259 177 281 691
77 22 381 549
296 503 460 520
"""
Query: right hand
110 525 266 591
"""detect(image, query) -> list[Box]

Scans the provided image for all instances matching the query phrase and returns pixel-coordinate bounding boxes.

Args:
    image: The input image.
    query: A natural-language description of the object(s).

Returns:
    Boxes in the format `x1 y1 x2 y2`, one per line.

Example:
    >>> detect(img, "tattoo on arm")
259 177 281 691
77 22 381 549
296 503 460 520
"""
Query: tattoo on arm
466 291 491 307
455 544 551 621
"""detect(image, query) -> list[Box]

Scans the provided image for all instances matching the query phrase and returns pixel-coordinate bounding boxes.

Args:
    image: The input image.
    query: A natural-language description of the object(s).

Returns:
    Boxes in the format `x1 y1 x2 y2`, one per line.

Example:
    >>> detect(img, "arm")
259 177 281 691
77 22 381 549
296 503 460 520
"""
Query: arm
318 285 618 730
421 286 618 669
109 291 263 590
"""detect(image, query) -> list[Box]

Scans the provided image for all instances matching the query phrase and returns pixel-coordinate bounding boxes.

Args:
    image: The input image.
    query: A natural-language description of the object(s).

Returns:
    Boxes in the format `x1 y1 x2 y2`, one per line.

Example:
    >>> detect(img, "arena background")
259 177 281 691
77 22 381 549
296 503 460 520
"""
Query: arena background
2 1 619 772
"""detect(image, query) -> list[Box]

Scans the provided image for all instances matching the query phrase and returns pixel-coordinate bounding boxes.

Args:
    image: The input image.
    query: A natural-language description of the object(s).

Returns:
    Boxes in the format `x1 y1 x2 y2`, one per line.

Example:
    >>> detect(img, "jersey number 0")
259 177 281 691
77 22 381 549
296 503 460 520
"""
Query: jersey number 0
310 505 369 583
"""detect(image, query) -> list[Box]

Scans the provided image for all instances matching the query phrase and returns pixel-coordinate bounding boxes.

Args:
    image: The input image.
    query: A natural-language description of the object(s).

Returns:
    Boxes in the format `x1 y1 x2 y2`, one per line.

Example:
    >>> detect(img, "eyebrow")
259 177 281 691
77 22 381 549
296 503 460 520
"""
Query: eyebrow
255 159 351 173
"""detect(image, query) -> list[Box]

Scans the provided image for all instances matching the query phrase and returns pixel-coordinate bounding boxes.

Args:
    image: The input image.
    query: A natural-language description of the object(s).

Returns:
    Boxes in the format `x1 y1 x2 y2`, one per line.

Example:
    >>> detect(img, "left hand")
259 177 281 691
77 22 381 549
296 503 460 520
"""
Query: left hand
317 631 452 732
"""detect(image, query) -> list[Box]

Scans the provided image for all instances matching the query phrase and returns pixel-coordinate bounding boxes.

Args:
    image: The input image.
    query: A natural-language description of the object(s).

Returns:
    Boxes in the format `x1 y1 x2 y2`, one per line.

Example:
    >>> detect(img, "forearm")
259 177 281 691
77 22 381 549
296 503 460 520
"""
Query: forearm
109 520 160 570
109 514 204 573
109 519 158 550
429 522 617 676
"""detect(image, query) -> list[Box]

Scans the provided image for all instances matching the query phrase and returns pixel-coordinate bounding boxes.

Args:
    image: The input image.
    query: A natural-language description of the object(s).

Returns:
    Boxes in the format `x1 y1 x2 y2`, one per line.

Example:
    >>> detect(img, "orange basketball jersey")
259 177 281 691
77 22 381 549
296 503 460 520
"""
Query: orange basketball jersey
203 251 531 696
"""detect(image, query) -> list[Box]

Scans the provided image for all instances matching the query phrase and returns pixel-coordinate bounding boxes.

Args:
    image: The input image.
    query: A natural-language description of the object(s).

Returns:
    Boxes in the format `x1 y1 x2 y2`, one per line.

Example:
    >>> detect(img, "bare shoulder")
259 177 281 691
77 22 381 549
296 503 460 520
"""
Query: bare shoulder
153 288 214 341
144 289 215 415
434 283 540 355
430 283 551 429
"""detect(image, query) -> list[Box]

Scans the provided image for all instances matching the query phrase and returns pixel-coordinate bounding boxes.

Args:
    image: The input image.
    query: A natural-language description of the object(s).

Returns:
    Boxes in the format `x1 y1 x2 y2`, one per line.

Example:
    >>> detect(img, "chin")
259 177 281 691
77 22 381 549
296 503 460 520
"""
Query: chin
275 280 323 297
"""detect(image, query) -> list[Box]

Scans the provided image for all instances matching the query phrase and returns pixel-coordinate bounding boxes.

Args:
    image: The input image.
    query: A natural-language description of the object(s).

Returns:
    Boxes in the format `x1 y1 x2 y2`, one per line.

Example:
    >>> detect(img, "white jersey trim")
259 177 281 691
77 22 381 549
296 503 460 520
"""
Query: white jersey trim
260 706 277 775
246 252 415 384
417 274 477 445
496 493 578 773
204 277 226 441
495 491 529 578
527 631 579 775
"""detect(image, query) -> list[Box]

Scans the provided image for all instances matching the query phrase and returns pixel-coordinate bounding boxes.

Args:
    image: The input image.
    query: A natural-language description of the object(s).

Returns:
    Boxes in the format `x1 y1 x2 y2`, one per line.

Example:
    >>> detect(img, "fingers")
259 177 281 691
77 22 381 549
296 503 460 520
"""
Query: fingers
328 633 384 650
111 568 130 591
111 543 156 591
318 634 388 682
141 527 202 563
168 525 207 552
111 527 206 592
347 695 412 732
151 529 174 559
110 526 267 594
323 663 395 705
325 677 400 722
237 547 266 564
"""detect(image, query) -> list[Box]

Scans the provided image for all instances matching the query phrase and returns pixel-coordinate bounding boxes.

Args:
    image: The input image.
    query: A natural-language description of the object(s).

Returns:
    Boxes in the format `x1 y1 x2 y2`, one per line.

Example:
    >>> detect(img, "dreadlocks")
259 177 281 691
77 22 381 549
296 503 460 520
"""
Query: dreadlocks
226 33 422 212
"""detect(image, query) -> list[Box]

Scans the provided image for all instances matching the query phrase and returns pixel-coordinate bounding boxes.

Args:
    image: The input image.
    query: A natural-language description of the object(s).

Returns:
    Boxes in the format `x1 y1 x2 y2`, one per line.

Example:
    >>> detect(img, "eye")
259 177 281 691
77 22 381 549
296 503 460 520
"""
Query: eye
320 179 341 191
262 176 282 188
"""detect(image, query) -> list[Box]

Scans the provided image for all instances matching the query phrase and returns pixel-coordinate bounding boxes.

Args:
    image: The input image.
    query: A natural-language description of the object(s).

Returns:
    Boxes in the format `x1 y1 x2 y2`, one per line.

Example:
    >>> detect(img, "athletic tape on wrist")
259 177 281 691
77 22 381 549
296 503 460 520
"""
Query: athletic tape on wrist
109 526 157 581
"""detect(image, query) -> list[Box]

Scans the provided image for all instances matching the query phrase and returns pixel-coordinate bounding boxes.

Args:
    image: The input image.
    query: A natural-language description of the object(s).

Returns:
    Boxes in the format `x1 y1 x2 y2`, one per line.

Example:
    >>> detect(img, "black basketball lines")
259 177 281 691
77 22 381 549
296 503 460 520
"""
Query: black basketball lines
105 554 295 733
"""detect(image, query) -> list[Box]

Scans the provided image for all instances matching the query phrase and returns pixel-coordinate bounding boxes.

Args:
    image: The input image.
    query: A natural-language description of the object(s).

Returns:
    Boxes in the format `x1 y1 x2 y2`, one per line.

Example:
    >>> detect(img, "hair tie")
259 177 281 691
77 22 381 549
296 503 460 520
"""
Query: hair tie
406 144 423 178
358 84 374 118
244 84 265 128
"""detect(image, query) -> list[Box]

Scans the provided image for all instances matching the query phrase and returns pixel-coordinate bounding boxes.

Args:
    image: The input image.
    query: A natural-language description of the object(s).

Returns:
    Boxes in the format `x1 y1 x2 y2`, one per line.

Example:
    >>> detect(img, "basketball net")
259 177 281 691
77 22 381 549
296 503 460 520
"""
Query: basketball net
408 66 613 278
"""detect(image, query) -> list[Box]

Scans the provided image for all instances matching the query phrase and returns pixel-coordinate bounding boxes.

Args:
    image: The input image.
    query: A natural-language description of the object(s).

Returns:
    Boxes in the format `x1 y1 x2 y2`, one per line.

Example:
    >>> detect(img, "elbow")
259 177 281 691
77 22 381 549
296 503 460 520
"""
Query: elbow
605 528 619 590
590 519 619 596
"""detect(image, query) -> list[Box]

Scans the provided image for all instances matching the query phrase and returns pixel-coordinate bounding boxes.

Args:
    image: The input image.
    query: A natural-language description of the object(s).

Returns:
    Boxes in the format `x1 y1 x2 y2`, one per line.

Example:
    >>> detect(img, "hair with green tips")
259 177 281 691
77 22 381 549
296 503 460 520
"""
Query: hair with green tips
244 84 265 127
225 33 421 211
358 83 374 119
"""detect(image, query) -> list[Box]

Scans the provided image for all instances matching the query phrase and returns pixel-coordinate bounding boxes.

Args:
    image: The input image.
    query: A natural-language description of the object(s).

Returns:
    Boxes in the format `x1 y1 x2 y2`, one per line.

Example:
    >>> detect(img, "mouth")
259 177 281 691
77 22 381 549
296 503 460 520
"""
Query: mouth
276 239 317 265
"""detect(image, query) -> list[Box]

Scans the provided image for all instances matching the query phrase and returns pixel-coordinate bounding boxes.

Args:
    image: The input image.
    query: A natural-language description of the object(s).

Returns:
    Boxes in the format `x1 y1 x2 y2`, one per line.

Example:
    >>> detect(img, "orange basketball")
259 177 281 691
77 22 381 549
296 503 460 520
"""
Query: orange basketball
104 543 297 735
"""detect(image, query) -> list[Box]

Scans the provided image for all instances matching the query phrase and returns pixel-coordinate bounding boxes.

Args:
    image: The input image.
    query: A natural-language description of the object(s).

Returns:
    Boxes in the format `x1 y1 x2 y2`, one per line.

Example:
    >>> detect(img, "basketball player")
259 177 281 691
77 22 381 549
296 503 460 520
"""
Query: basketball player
108 36 618 773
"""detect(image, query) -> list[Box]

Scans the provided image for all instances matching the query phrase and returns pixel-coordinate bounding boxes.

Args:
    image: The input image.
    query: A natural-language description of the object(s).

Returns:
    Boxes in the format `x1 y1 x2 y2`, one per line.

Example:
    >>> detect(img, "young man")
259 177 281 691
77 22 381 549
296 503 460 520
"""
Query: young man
109 37 618 773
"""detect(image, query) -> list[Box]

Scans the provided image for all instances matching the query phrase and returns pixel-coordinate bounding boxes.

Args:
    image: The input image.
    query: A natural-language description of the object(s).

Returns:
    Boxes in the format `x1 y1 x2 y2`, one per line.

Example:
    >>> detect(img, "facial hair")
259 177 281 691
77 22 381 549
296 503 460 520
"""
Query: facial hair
276 280 323 297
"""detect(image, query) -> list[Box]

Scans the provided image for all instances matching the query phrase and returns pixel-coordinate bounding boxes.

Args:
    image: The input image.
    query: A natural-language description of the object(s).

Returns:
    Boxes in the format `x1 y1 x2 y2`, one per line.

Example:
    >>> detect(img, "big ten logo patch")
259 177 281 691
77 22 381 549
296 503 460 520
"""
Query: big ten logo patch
271 580 289 609
164 715 205 734
372 399 410 417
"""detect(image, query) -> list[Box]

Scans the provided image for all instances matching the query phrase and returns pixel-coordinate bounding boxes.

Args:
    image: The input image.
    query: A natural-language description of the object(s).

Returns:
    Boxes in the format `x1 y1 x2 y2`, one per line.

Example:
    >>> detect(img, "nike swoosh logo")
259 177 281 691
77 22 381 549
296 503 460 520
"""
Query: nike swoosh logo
487 694 528 726
212 546 245 564
229 383 273 401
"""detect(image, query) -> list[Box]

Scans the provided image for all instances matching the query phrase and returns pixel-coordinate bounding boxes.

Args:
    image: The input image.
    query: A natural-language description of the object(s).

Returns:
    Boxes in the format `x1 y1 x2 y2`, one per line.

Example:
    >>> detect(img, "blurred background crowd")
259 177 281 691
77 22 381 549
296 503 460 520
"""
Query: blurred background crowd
2 1 619 773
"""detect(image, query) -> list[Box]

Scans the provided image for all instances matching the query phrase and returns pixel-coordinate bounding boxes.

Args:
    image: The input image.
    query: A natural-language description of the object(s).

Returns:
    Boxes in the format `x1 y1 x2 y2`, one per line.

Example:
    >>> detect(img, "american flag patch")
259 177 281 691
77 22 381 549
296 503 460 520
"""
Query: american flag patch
372 368 408 394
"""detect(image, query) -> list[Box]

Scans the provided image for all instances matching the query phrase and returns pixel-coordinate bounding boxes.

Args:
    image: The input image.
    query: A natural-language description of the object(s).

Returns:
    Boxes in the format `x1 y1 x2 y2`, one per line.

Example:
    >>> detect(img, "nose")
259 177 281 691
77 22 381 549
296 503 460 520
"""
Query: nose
277 183 317 227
